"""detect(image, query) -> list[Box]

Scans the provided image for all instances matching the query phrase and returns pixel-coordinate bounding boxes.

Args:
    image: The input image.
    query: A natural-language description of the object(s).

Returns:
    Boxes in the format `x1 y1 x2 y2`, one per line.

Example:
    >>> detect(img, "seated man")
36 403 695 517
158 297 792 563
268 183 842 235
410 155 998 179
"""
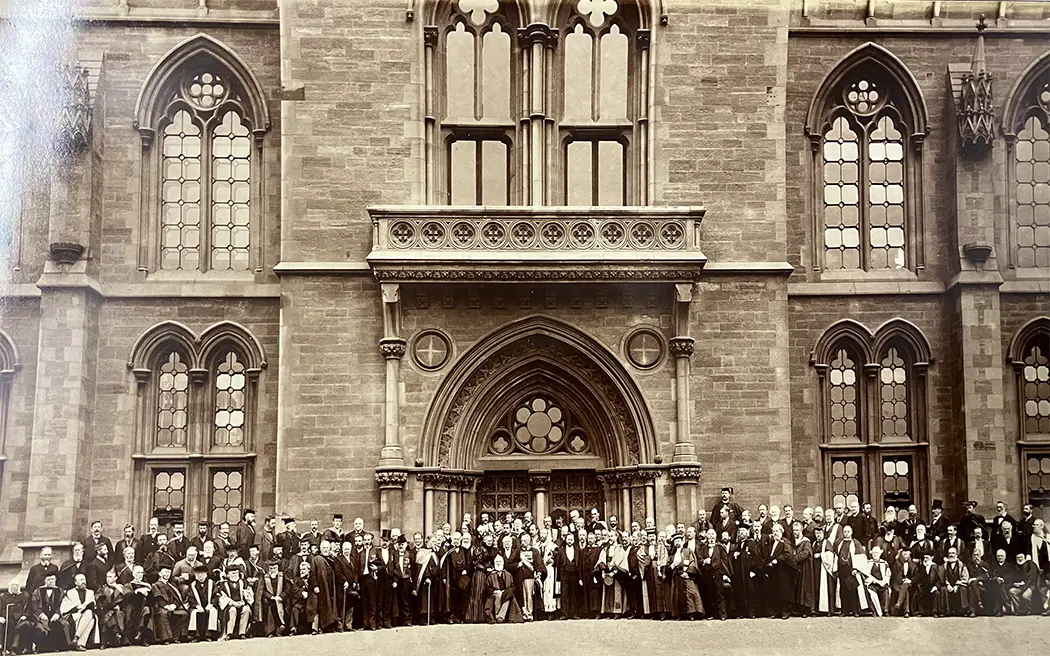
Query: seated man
942 547 973 617
288 561 316 635
914 551 946 617
29 572 68 653
218 566 254 639
151 565 189 644
95 569 127 648
187 564 220 641
0 581 30 655
259 560 287 637
59 573 98 651
966 550 990 615
123 565 154 645
862 545 891 616
986 549 1012 616
1007 552 1039 615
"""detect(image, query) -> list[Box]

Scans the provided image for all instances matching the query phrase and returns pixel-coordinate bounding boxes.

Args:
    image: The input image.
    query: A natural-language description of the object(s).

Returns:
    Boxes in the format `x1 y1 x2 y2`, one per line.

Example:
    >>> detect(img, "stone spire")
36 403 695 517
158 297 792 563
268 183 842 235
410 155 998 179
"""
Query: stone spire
957 16 995 152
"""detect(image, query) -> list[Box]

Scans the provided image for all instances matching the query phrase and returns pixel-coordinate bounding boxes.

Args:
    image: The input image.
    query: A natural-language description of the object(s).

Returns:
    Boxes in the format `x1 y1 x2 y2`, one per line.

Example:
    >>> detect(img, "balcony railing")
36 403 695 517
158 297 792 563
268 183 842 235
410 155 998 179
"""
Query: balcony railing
367 205 707 283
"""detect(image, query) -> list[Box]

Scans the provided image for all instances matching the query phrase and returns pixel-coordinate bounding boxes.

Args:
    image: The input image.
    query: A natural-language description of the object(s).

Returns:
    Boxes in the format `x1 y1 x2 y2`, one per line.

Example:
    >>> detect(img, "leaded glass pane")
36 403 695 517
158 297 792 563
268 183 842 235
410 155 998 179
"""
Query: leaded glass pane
153 469 186 526
1026 453 1050 523
830 455 862 508
477 473 530 517
1023 344 1050 435
599 24 628 120
213 352 246 448
823 116 861 270
155 351 189 448
868 116 906 269
1015 115 1050 269
211 111 251 272
160 110 202 271
879 347 910 439
564 24 593 121
211 468 244 525
827 348 860 443
881 456 913 516
446 22 475 119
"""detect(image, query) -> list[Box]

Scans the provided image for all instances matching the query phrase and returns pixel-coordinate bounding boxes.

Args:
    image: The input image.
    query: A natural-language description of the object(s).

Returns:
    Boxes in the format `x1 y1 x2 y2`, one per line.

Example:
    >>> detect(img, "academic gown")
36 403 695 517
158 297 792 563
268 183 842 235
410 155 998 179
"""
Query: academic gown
580 546 603 617
309 554 338 630
447 547 471 621
260 574 287 635
670 548 703 617
413 549 441 620
150 580 188 643
791 536 815 612
653 543 673 615
287 575 316 633
27 563 59 594
60 587 99 648
465 546 492 624
484 570 522 623
94 582 126 646
914 562 946 616
764 539 795 617
187 578 220 635
836 539 869 615
698 543 731 620
123 580 153 642
943 560 972 615
730 537 759 617
30 585 69 652
596 545 629 615
813 537 839 614
635 546 659 617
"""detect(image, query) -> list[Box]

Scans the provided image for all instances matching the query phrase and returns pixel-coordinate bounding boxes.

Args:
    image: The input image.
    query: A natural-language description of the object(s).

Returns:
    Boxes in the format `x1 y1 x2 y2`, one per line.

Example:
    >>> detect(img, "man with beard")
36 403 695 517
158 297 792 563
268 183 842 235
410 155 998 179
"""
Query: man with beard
151 565 188 644
986 549 1012 616
729 525 759 618
217 568 253 639
943 547 973 616
309 540 339 632
1007 551 1039 615
958 501 987 550
244 544 265 629
698 528 730 620
812 525 838 617
234 510 257 561
763 524 793 619
908 523 935 561
88 543 111 592
872 524 902 566
1017 504 1037 540
116 547 139 584
114 525 139 567
997 521 1025 563
554 531 582 619
168 522 190 562
713 507 736 548
447 532 472 623
137 517 162 564
991 501 1019 553
376 531 397 628
82 521 115 569
95 569 126 647
580 532 602 618
710 487 744 527
277 518 300 558
939 524 966 565
891 549 916 616
123 566 153 645
260 516 277 562
914 551 946 617
391 537 414 626
29 572 67 653
836 525 870 617
853 503 878 549
259 561 287 637
928 500 948 545
172 545 202 585
58 543 94 592
305 521 323 552
144 533 176 584
333 540 357 630
187 564 220 640
190 521 212 555
28 547 59 593
59 573 98 651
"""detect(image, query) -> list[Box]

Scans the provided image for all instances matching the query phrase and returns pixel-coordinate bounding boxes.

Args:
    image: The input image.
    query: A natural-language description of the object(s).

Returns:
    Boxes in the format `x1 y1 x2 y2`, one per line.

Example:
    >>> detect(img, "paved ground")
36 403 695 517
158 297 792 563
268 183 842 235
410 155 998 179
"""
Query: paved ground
51 617 1044 656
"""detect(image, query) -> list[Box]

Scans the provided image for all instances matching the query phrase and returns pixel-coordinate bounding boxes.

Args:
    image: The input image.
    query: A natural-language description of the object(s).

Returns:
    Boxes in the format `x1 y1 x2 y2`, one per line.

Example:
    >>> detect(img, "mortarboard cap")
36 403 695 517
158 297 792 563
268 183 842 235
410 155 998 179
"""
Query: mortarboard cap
193 564 209 573
225 543 239 552
721 486 733 494
265 560 280 568
244 508 256 515
965 501 978 509
397 534 408 545
333 513 343 520
284 517 297 523
299 535 311 543
198 521 210 527
931 499 944 510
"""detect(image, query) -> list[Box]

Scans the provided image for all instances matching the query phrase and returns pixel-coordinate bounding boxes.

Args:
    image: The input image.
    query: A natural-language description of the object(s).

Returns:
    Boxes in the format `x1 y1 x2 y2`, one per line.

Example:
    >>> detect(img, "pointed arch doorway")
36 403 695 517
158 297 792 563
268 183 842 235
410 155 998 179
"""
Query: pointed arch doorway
416 316 661 531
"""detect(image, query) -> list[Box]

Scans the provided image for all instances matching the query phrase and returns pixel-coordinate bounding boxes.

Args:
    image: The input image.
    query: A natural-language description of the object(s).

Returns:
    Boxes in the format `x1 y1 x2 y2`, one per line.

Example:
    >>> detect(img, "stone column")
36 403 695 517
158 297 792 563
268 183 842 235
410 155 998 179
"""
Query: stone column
19 64 101 574
422 476 436 536
520 24 557 205
669 465 702 524
620 485 632 527
375 471 407 531
671 283 697 463
379 283 405 466
530 473 550 520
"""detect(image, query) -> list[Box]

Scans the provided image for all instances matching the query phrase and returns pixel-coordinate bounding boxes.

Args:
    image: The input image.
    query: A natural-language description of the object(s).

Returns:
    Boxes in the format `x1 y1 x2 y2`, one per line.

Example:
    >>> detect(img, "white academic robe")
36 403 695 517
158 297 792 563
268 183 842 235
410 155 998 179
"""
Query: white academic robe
60 588 99 647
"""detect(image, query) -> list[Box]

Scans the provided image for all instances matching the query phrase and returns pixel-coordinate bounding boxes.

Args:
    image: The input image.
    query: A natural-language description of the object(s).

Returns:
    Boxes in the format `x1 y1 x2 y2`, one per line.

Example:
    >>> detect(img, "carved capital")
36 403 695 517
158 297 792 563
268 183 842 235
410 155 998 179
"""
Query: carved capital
379 337 408 360
668 336 695 358
48 242 85 266
375 471 408 488
529 475 551 490
668 464 702 481
423 26 439 48
188 368 210 385
519 23 558 48
636 29 651 48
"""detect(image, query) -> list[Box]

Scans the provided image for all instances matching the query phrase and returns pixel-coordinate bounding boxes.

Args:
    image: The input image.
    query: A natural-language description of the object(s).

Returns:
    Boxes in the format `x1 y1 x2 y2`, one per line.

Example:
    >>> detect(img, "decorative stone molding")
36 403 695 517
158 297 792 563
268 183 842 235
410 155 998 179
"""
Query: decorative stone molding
48 242 85 266
367 206 707 283
529 475 551 489
127 320 267 371
58 64 92 154
379 337 408 360
596 468 663 485
963 242 994 268
519 23 557 47
668 464 702 481
956 17 995 152
375 471 409 488
668 336 695 358
417 472 477 488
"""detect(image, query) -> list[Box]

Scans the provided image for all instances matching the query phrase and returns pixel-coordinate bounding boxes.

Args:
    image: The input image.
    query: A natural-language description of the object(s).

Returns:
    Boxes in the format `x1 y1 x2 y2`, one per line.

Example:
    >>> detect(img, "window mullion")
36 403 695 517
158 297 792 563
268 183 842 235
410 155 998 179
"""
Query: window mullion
474 26 483 121
591 140 599 205
860 123 871 272
591 28 600 123
201 115 214 273
475 140 484 205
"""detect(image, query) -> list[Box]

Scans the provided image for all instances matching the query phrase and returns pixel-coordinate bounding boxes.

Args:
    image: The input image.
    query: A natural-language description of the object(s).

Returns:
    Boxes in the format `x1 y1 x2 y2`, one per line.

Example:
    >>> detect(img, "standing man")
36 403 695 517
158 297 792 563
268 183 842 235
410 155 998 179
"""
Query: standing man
190 521 212 555
114 525 139 566
958 501 987 549
277 518 300 557
234 509 257 560
928 500 948 545
82 521 115 568
699 528 730 620
168 521 190 561
260 516 277 562
990 501 1019 553
322 515 345 546
137 517 162 564
710 487 744 528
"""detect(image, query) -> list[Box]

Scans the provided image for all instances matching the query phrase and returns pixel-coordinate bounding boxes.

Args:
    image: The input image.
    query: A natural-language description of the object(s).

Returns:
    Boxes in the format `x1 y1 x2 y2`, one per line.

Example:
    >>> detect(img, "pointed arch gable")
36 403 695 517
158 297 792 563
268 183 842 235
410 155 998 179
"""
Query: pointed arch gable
128 321 199 370
423 0 528 26
872 318 933 364
420 314 657 469
547 0 653 29
134 33 270 145
804 42 930 138
1003 50 1050 135
198 321 268 372
1007 316 1050 363
812 319 874 366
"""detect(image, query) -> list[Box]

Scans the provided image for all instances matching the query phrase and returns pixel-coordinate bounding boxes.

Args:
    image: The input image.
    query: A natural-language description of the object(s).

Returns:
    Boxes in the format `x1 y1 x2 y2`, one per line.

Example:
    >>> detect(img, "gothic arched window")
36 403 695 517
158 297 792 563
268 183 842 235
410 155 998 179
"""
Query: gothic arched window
1004 57 1050 271
135 35 270 274
1009 318 1050 521
806 44 928 274
814 320 930 518
129 321 265 530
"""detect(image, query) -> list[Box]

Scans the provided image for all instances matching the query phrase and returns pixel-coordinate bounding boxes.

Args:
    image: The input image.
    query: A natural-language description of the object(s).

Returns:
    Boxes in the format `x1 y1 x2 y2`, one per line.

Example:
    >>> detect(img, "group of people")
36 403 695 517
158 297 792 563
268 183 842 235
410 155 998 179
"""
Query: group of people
1 491 1048 653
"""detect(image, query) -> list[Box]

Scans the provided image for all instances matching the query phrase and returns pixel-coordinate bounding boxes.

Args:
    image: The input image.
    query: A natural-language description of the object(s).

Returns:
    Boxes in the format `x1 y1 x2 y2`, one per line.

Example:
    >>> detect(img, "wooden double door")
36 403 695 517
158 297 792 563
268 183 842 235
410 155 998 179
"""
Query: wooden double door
476 470 603 522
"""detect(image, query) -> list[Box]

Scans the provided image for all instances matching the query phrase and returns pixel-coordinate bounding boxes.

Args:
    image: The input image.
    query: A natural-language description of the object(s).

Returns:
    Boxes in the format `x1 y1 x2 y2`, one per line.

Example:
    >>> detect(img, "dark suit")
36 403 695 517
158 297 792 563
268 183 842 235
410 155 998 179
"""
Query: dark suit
82 535 115 567
447 547 470 622
914 562 946 616
554 544 582 618
698 543 731 619
29 586 67 652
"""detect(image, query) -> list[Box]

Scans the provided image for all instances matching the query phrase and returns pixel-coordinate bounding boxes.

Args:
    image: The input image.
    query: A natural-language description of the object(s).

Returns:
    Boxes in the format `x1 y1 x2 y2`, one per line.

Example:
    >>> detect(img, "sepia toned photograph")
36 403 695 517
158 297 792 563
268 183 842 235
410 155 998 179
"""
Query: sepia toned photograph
0 0 1047 654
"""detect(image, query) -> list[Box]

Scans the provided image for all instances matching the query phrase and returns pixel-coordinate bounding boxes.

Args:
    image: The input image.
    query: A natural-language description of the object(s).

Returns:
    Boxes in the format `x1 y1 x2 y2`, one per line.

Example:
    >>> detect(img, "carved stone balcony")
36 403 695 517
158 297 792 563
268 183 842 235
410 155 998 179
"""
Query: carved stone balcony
366 206 707 283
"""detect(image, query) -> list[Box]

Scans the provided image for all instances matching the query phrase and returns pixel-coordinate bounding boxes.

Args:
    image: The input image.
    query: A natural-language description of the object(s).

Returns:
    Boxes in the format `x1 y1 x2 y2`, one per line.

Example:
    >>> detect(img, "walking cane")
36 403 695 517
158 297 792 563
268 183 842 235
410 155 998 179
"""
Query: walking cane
426 580 432 627
341 587 348 632
4 602 14 656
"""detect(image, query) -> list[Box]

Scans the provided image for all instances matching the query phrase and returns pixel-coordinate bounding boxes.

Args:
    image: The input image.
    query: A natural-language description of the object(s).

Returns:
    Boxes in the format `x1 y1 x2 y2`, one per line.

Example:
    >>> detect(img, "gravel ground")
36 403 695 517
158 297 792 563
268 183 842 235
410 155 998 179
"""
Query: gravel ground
55 617 1046 656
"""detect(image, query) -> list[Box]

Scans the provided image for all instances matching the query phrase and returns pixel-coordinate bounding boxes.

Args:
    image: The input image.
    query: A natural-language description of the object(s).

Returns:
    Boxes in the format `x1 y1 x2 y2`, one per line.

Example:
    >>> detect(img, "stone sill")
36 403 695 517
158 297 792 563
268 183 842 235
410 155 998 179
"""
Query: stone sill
819 442 930 450
68 7 279 27
131 452 257 461
0 282 279 299
792 21 1050 35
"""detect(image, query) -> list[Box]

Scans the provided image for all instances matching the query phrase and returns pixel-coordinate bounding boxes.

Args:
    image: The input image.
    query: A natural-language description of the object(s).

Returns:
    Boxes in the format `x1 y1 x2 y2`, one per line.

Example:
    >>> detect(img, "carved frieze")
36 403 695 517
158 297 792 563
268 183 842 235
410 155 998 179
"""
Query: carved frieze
668 464 703 481
58 64 92 154
375 471 409 488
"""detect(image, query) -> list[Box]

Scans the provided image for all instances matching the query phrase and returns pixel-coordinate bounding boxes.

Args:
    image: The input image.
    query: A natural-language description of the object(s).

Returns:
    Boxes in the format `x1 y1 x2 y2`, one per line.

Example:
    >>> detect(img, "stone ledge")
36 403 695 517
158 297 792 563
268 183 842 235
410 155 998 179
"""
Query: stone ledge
69 7 279 27
788 281 946 296
273 262 373 276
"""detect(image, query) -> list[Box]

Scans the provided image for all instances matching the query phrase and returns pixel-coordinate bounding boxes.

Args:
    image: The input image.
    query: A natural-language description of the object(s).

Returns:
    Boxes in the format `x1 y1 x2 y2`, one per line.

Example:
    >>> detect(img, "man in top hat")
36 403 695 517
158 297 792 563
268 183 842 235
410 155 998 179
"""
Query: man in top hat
928 500 948 545
323 515 345 546
234 510 257 561
29 572 68 652
710 487 744 528
959 501 987 549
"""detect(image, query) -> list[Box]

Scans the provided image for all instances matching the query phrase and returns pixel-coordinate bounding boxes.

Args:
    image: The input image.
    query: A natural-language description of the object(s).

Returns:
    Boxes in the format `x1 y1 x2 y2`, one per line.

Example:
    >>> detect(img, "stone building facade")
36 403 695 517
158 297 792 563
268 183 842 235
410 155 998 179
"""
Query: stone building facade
0 0 1048 581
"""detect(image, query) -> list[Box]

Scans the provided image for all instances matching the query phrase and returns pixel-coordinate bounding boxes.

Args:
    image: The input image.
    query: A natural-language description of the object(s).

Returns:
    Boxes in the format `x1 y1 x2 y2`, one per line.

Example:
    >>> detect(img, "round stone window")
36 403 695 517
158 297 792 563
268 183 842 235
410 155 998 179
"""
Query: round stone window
412 329 452 371
625 327 664 370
